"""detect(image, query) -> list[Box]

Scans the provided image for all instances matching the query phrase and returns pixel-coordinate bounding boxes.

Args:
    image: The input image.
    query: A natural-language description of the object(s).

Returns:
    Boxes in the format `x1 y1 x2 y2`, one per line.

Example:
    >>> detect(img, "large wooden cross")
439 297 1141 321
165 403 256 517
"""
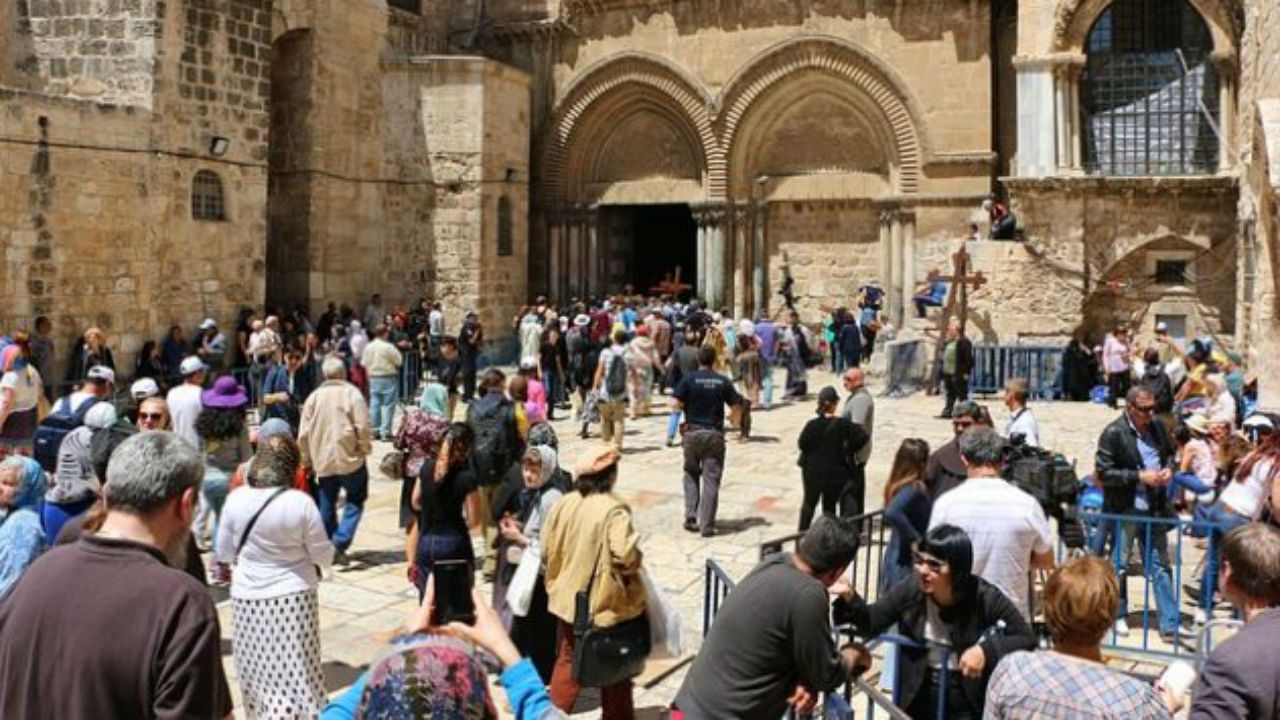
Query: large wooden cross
650 265 693 297
926 246 987 332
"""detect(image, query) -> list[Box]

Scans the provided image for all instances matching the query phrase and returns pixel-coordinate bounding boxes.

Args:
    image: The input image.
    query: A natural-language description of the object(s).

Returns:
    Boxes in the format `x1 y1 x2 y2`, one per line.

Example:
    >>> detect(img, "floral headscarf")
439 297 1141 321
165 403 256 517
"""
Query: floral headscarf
1 457 47 518
358 635 497 720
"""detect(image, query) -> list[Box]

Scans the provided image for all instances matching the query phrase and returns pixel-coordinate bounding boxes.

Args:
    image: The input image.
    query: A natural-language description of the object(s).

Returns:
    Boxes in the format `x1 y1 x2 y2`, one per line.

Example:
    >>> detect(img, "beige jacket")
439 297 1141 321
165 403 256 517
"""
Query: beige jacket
298 380 372 477
542 491 645 628
361 338 403 377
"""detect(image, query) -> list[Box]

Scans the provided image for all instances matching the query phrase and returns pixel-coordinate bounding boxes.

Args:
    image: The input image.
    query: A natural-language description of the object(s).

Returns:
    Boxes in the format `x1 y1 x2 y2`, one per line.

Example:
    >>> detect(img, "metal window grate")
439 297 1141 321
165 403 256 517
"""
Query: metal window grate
1155 259 1189 284
387 0 422 12
1082 0 1218 176
192 170 226 221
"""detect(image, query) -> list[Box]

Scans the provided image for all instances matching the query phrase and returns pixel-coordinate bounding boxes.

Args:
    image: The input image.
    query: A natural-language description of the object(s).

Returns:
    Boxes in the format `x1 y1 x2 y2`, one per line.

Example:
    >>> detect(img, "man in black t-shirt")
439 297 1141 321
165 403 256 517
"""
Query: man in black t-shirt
673 345 743 537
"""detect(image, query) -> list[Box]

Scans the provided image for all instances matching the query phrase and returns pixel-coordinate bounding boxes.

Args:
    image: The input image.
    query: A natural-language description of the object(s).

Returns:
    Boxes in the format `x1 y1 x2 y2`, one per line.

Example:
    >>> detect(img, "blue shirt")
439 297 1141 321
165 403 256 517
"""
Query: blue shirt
1134 430 1161 512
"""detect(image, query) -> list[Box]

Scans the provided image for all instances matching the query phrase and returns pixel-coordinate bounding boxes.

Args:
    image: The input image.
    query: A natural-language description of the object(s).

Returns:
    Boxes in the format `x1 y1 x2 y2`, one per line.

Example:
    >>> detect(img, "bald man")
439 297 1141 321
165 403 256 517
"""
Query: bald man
839 367 875 519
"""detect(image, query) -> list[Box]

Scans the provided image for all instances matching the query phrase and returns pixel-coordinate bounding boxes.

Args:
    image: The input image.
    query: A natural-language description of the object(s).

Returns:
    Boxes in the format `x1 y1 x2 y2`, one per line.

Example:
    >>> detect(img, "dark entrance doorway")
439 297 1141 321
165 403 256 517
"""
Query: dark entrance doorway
608 204 696 297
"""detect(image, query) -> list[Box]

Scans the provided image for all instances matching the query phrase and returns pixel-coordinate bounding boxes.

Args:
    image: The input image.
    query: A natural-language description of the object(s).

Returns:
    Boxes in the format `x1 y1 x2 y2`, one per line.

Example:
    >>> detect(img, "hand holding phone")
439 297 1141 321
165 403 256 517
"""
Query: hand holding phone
429 559 477 627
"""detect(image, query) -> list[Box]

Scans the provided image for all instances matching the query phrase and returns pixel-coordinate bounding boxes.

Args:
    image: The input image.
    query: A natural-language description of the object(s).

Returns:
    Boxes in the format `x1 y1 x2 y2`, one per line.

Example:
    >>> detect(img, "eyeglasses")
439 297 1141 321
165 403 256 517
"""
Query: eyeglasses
912 552 947 572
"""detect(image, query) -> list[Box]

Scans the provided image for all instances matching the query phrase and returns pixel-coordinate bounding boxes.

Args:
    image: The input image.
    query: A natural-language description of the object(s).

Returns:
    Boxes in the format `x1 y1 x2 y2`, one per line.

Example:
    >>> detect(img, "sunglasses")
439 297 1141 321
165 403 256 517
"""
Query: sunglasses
138 413 166 422
912 552 947 572
1131 404 1156 414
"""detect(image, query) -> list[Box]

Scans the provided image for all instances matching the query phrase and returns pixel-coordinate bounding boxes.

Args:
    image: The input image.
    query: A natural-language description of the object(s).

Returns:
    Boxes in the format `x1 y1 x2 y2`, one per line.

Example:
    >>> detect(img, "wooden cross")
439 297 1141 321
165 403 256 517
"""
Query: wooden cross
926 246 988 333
650 265 693 297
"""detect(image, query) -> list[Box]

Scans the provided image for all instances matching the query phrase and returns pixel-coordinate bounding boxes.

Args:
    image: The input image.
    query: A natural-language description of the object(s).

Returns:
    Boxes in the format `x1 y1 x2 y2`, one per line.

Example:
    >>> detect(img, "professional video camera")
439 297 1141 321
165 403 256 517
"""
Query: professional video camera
1003 434 1085 549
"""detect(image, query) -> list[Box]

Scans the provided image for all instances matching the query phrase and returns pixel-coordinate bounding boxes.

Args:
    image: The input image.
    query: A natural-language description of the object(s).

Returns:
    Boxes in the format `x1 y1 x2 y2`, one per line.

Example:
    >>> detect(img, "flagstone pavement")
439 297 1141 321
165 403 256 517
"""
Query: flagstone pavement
212 367 1131 718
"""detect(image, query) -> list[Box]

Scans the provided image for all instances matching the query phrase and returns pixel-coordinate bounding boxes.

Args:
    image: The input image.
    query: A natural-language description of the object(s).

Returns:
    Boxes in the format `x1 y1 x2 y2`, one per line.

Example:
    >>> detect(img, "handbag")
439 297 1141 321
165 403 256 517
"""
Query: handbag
641 570 684 660
571 509 651 688
506 540 541 617
378 450 405 480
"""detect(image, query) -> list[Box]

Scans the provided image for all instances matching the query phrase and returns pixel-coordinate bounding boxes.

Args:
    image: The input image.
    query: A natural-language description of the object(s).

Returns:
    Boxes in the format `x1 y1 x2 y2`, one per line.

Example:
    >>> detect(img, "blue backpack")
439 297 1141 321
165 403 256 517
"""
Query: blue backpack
33 396 100 472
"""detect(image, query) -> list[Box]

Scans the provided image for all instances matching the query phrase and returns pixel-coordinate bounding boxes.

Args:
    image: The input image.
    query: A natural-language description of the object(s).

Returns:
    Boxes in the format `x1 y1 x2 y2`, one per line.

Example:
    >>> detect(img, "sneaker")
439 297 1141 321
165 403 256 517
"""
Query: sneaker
683 519 698 533
1113 618 1130 637
1193 608 1209 625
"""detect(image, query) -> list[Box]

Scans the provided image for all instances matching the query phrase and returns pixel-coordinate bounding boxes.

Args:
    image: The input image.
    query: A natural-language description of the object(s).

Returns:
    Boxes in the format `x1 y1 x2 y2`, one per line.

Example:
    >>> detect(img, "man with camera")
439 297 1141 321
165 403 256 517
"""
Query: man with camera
929 426 1055 620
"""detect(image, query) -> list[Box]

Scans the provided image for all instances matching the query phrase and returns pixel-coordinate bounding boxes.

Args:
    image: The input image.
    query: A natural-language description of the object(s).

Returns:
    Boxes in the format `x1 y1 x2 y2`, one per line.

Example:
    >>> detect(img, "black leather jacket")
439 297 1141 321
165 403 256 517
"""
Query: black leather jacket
1094 413 1175 516
836 576 1036 713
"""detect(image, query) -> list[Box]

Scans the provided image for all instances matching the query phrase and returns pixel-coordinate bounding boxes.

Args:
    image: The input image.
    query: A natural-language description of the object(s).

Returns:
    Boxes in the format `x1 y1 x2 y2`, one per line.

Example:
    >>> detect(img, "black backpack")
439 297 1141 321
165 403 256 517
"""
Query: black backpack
33 396 101 472
604 348 628 397
469 398 514 486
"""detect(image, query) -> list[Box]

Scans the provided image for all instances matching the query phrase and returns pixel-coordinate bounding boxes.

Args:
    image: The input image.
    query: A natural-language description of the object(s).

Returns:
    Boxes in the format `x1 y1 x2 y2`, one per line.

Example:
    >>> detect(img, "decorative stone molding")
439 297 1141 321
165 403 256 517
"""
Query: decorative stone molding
542 53 719 206
1051 0 1242 54
717 36 929 196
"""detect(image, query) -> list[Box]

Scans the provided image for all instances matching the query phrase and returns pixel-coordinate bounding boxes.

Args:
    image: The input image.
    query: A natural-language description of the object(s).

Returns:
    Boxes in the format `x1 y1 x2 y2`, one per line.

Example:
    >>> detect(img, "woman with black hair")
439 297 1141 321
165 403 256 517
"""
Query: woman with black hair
134 340 166 381
796 386 868 531
834 525 1036 719
196 376 252 572
409 422 478 600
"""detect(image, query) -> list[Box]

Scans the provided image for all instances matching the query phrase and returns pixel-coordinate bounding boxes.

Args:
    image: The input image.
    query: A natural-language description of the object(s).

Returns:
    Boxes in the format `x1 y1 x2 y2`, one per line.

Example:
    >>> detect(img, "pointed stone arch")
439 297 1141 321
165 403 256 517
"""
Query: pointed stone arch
542 54 720 205
718 36 931 197
1051 0 1241 54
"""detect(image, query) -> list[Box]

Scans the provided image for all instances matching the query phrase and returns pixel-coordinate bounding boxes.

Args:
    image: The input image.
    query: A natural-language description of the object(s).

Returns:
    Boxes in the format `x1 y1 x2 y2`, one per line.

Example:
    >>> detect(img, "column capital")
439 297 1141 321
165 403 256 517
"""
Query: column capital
878 209 899 225
693 202 728 227
897 208 917 224
1210 50 1238 79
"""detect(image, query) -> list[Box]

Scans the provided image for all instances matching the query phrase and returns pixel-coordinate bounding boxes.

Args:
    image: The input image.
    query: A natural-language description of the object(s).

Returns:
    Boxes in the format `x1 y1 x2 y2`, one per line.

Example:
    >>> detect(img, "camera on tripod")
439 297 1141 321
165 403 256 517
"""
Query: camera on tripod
1002 433 1085 549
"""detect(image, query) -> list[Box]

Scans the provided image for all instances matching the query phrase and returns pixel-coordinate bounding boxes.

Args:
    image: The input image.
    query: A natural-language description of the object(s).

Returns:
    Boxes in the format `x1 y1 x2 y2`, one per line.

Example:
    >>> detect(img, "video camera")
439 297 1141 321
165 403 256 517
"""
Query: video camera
1002 434 1085 549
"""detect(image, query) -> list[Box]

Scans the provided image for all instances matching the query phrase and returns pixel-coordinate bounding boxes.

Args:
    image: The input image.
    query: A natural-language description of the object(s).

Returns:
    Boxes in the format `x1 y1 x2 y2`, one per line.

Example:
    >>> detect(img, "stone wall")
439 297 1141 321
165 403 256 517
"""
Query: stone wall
765 201 879 319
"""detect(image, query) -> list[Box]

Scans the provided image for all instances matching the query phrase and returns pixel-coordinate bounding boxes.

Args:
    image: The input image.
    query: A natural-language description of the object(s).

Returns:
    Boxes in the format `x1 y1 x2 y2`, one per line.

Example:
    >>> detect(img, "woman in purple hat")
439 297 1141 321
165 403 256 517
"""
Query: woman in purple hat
196 374 252 582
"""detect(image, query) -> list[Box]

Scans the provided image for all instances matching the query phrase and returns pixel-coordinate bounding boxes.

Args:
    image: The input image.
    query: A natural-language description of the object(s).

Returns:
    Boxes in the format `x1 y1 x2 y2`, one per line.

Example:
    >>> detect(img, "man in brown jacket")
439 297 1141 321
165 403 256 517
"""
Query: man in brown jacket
299 356 373 564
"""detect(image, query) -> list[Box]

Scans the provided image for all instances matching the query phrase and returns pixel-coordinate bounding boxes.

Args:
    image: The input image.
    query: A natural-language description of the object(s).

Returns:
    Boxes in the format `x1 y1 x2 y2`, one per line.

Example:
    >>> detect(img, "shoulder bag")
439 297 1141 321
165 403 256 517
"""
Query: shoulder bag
234 487 290 561
571 508 651 688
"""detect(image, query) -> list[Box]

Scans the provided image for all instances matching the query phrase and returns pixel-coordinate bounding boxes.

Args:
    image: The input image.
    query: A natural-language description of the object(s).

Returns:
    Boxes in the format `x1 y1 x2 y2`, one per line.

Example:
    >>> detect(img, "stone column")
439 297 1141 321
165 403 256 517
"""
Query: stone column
706 205 727 309
732 203 750 318
566 209 582 297
548 213 562 299
1012 56 1058 177
695 213 708 300
752 203 768 317
585 208 600 296
1054 63 1071 173
880 210 902 325
900 209 917 324
1212 51 1236 171
1068 60 1084 172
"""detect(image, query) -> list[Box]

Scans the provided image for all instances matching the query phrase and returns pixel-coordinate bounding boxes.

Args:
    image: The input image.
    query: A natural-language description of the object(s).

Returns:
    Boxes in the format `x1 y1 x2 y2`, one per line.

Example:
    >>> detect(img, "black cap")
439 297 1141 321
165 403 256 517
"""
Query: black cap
818 386 840 405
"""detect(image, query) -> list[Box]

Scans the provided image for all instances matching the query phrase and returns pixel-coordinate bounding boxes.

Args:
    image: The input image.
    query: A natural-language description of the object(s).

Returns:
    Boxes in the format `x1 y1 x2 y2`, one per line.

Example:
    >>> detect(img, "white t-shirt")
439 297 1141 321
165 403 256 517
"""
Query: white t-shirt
1004 407 1041 448
1219 458 1274 520
428 309 444 336
167 383 205 450
214 487 334 600
0 367 42 412
929 476 1053 619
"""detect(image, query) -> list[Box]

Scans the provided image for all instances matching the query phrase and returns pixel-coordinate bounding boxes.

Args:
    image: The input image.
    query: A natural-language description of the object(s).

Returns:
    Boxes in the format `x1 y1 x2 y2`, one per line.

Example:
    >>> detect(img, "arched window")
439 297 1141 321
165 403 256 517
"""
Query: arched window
1082 0 1219 176
192 170 226 221
497 196 514 257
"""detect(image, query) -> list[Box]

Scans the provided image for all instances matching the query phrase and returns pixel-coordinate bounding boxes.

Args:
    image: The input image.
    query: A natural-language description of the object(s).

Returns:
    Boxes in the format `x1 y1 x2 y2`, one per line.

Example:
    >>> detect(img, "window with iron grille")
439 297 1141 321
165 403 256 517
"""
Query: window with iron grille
1155 259 1189 285
192 170 226 221
497 196 514 257
387 0 422 12
1082 0 1219 176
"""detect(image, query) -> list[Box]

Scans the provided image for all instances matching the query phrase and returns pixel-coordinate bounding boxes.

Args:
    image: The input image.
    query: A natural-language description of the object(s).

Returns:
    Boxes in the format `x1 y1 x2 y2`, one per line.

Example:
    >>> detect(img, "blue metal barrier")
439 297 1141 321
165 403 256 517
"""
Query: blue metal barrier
760 510 889 604
702 558 736 637
970 345 1064 400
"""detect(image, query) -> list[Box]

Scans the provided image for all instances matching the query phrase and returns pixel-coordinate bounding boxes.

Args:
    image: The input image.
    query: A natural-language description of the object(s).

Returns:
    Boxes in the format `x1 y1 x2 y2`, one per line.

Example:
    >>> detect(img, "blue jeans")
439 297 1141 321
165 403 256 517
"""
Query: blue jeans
369 375 398 439
1167 472 1215 500
1198 504 1248 610
414 531 475 601
318 466 369 552
761 357 774 409
666 410 682 441
1090 516 1180 634
202 467 231 552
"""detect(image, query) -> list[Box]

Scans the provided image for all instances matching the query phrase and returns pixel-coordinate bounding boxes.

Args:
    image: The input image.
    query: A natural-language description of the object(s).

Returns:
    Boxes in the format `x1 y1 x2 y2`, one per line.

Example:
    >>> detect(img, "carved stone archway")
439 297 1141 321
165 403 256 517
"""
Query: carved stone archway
1051 0 1242 55
718 36 932 197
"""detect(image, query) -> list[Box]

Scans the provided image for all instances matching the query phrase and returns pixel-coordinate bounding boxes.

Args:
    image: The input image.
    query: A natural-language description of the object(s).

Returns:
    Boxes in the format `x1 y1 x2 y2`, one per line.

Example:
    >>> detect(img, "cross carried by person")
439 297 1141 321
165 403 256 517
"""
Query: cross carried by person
651 266 693 298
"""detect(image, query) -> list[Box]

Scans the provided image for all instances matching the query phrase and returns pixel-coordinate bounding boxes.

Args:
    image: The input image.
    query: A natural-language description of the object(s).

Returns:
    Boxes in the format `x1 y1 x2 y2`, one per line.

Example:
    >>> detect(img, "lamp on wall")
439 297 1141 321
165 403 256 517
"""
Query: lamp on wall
209 136 230 157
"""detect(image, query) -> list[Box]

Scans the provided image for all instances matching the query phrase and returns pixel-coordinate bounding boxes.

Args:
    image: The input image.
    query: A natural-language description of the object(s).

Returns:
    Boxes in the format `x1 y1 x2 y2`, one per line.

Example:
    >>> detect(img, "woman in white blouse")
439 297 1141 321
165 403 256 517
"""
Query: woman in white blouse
216 434 333 719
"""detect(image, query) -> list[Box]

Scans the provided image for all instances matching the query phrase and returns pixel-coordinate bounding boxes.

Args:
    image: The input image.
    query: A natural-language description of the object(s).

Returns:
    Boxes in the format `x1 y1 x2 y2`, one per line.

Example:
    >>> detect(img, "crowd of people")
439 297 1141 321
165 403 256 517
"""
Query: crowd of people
0 289 1278 720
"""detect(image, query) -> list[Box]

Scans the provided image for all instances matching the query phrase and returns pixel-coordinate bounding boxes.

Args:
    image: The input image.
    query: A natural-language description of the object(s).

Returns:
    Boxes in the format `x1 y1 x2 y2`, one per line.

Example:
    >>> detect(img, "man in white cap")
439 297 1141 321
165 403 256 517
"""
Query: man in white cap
130 378 161 403
167 356 207 450
196 319 226 369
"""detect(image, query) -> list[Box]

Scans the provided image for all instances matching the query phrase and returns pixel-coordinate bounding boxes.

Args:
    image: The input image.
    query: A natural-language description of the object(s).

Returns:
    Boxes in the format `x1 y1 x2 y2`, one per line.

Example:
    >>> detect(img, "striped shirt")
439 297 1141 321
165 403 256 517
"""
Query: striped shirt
986 650 1170 719
928 476 1052 619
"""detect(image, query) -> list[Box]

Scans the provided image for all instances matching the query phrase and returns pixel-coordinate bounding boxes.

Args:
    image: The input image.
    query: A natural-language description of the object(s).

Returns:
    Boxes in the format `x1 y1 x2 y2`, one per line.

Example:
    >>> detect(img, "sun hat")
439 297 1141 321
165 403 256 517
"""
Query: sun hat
574 445 620 477
1184 413 1210 435
201 375 249 410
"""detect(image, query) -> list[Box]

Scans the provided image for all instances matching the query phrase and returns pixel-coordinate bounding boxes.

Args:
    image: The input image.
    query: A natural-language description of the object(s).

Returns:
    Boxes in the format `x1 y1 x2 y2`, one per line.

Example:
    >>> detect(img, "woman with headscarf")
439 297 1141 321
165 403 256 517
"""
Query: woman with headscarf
627 325 661 420
493 445 565 683
216 433 333 719
0 333 44 458
321 578 564 720
0 456 48 597
42 402 118 543
395 383 451 569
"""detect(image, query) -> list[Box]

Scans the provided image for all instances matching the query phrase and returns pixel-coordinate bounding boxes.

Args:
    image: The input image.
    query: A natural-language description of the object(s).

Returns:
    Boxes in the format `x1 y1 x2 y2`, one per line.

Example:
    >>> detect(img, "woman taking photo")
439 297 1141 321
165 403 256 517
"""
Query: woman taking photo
409 422 478 599
541 447 646 718
796 387 869 531
835 525 1036 719
395 383 451 570
494 446 565 683
881 438 932 592
216 435 333 719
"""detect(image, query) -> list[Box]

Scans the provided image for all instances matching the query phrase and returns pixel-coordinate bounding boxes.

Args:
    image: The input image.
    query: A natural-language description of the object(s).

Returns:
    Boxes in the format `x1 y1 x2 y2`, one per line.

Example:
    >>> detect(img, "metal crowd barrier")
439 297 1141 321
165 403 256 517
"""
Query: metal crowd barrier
759 510 890 605
970 345 1064 400
702 558 737 637
397 350 424 404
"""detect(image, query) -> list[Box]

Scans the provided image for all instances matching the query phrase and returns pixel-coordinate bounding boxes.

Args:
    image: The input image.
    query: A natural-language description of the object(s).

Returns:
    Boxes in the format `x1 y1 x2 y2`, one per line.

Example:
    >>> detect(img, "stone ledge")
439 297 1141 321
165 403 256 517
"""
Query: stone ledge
1002 174 1238 196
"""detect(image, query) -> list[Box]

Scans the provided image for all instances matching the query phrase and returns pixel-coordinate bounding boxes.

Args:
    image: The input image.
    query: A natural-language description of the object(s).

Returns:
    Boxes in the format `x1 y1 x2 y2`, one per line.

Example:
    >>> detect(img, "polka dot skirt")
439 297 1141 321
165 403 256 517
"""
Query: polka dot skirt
232 589 325 719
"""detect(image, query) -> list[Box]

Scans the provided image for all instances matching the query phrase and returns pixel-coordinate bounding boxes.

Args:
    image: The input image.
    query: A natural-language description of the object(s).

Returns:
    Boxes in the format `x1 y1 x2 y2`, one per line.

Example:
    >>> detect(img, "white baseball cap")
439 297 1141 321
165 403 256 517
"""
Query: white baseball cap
179 356 208 376
86 365 116 385
1155 321 1169 332
130 378 161 400
198 318 217 330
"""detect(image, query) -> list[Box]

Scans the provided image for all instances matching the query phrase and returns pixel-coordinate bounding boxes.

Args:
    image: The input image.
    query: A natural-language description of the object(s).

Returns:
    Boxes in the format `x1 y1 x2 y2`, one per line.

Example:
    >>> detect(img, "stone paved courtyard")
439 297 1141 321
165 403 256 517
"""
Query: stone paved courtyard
212 366 1199 717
